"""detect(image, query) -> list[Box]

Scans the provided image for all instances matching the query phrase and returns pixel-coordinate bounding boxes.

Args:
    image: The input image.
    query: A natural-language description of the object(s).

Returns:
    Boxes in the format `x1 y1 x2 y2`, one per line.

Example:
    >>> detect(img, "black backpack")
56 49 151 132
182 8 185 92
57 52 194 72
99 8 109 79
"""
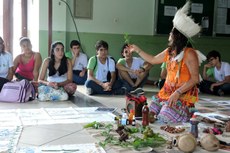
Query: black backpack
93 56 118 81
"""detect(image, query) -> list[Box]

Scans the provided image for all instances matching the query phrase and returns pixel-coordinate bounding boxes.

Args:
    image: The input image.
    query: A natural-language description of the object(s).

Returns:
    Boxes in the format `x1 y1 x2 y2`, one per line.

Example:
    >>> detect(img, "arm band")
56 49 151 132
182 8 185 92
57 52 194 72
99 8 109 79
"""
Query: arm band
140 67 146 72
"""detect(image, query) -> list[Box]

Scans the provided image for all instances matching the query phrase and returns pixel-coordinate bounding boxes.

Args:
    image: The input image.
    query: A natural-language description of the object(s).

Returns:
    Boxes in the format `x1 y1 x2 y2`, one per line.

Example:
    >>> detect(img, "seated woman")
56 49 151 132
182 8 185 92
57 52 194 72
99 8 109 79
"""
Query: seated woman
116 43 151 93
200 50 230 96
38 41 76 101
0 36 14 91
13 37 42 81
128 2 203 123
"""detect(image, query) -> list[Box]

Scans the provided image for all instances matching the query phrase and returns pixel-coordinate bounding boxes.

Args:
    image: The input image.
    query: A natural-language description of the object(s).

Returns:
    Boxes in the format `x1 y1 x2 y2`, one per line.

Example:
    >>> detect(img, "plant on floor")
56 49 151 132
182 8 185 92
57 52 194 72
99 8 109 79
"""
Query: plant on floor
83 121 105 129
84 121 166 150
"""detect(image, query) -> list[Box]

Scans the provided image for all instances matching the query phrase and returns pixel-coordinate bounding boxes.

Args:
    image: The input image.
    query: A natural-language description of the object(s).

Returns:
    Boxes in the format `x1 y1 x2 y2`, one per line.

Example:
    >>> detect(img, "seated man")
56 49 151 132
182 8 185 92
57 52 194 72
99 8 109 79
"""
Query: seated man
0 36 14 91
155 62 167 89
65 40 88 85
199 50 230 96
85 40 124 95
116 44 152 93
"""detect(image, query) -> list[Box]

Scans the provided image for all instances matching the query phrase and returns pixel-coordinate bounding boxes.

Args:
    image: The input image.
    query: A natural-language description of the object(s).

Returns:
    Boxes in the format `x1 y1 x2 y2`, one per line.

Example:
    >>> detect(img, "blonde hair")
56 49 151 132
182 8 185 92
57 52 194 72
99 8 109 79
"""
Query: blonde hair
19 37 32 49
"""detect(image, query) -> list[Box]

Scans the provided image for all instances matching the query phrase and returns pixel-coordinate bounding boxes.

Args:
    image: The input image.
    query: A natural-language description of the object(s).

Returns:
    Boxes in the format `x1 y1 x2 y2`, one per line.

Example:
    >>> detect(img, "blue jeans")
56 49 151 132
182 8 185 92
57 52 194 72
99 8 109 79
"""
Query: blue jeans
120 74 148 92
199 80 230 95
73 70 87 85
0 77 9 91
85 79 123 95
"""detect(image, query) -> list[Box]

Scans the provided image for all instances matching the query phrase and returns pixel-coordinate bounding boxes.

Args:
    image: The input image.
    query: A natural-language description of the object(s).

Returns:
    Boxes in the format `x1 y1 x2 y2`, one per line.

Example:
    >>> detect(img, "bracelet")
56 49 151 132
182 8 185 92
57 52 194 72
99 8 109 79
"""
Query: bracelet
137 50 141 54
176 89 182 95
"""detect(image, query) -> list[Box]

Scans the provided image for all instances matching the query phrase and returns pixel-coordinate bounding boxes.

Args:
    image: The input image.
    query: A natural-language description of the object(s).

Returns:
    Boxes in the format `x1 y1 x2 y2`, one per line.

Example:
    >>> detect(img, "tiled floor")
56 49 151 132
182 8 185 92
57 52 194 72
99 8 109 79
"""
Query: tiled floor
0 84 229 153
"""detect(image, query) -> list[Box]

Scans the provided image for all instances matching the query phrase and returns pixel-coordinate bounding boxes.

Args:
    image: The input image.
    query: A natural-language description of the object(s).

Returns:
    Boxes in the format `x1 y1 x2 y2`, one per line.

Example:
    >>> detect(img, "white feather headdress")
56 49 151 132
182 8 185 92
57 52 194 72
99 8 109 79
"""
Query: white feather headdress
173 1 201 38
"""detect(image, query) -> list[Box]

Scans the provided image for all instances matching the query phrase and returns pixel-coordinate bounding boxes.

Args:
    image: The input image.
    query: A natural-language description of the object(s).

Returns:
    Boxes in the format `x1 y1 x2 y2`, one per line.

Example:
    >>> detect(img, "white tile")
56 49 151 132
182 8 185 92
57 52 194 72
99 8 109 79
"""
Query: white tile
44 130 97 145
19 125 74 146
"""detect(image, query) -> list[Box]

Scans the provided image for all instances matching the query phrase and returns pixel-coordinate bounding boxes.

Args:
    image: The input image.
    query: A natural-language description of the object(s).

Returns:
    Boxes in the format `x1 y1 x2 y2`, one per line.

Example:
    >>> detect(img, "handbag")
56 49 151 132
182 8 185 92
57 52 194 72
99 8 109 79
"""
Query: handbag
0 79 35 103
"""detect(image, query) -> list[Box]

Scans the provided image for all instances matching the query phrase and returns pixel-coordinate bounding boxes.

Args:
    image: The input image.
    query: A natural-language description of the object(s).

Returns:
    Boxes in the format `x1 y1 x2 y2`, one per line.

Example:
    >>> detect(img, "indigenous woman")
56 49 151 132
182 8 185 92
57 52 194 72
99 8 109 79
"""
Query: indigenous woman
128 1 205 123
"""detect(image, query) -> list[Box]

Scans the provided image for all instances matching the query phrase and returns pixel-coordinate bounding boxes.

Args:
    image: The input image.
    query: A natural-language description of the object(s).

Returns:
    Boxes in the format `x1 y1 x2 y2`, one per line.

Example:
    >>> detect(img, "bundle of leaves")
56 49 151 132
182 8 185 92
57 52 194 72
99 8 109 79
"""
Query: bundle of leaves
132 133 166 150
83 121 105 129
84 122 166 150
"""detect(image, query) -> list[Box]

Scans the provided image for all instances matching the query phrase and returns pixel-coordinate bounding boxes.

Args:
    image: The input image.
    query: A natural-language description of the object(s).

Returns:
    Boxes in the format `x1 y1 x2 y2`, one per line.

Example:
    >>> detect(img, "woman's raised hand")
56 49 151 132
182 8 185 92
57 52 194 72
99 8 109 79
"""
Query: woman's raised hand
127 44 142 54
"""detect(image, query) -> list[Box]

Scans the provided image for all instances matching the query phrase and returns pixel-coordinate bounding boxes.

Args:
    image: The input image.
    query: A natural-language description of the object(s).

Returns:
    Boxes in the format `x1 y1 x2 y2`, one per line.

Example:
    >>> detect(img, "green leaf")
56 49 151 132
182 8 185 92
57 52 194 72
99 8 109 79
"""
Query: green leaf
124 33 131 44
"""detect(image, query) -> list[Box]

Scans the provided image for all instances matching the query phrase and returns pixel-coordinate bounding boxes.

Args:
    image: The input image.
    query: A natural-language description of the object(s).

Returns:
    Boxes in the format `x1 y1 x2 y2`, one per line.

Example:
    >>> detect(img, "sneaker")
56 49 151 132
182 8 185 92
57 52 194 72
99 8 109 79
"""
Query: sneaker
114 87 127 95
130 87 144 95
86 88 93 95
217 89 224 96
121 87 127 95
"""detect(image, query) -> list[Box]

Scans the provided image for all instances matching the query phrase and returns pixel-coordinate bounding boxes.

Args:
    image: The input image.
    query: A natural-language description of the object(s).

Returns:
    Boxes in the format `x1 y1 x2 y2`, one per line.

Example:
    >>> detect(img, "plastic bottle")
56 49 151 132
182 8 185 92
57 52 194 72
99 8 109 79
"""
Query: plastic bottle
132 116 136 126
121 112 128 126
190 115 199 138
142 102 149 126
128 109 135 125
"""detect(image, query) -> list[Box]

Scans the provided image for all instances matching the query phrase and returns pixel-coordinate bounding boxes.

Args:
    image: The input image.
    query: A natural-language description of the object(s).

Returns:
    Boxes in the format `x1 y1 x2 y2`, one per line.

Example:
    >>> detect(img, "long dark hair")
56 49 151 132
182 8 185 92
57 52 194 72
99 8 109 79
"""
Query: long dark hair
48 41 68 76
168 28 188 56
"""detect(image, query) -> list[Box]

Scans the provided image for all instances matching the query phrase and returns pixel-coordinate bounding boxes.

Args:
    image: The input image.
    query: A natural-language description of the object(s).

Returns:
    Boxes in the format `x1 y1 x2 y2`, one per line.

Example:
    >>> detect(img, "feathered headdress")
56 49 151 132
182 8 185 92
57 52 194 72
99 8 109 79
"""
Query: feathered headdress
173 1 201 38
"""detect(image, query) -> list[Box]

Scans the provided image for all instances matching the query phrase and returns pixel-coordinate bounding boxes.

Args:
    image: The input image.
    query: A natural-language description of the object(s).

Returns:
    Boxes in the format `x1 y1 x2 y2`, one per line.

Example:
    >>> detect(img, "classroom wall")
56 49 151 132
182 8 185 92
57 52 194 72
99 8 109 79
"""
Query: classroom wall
38 0 230 80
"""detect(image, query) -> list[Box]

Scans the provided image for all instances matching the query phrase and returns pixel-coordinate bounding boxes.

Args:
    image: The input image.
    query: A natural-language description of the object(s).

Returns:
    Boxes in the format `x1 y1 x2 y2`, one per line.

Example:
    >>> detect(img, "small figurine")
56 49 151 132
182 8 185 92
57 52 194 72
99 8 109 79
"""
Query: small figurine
225 121 230 132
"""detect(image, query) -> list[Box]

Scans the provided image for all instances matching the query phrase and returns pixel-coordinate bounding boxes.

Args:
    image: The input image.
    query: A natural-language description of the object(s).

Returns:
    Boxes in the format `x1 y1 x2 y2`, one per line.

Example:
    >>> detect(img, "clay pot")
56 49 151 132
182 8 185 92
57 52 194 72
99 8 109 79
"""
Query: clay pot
200 133 220 151
176 133 197 153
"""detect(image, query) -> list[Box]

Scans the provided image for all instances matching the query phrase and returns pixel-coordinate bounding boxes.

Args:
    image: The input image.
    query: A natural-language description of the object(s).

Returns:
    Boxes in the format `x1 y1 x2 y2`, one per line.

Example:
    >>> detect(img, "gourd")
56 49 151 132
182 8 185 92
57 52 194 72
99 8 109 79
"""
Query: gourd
177 133 197 153
200 133 219 151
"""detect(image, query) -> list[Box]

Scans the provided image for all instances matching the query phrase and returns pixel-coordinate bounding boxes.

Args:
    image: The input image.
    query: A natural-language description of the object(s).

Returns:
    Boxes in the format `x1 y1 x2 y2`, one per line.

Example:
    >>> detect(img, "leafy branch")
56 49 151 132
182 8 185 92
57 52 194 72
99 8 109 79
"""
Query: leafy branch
124 33 131 44
85 122 166 150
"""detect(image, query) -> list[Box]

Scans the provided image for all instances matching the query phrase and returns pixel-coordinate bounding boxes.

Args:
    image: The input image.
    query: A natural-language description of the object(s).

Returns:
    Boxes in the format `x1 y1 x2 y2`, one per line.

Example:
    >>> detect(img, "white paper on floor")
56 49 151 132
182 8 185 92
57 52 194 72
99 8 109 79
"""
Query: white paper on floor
0 107 116 126
17 143 106 153
194 112 230 123
0 126 22 153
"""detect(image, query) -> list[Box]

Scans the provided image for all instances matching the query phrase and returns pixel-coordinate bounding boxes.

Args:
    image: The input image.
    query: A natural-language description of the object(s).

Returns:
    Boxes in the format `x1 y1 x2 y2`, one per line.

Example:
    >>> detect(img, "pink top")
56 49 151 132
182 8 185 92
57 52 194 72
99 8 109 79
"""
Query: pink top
15 54 35 80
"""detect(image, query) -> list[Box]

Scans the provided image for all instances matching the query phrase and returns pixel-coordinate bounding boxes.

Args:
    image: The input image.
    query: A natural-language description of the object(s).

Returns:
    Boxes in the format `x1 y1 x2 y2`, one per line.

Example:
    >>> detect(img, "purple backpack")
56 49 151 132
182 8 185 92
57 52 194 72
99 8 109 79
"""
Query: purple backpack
0 79 35 103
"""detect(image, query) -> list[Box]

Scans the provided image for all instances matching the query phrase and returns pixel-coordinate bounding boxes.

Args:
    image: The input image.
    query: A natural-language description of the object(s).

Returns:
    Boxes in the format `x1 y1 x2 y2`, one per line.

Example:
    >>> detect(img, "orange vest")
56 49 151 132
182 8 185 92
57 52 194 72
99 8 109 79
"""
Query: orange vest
157 48 198 107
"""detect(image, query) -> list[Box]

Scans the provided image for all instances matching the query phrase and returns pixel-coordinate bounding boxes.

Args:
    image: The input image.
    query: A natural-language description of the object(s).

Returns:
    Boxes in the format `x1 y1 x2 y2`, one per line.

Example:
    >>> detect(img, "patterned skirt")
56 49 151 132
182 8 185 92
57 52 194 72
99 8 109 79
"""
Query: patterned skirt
38 83 77 101
150 96 195 123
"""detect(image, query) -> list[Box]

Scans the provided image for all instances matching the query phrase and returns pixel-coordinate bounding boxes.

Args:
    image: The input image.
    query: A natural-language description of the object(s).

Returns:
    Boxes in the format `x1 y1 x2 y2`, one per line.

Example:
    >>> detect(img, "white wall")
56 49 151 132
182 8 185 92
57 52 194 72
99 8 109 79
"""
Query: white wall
53 1 67 31
66 0 155 35
39 0 48 31
39 0 156 35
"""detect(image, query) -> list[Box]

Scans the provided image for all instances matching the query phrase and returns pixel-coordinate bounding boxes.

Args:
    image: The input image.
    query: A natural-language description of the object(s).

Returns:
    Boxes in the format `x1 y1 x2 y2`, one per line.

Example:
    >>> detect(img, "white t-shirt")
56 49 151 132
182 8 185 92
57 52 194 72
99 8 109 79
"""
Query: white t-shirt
124 57 145 79
0 52 13 78
95 57 115 82
47 72 67 83
72 52 88 71
214 62 230 82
